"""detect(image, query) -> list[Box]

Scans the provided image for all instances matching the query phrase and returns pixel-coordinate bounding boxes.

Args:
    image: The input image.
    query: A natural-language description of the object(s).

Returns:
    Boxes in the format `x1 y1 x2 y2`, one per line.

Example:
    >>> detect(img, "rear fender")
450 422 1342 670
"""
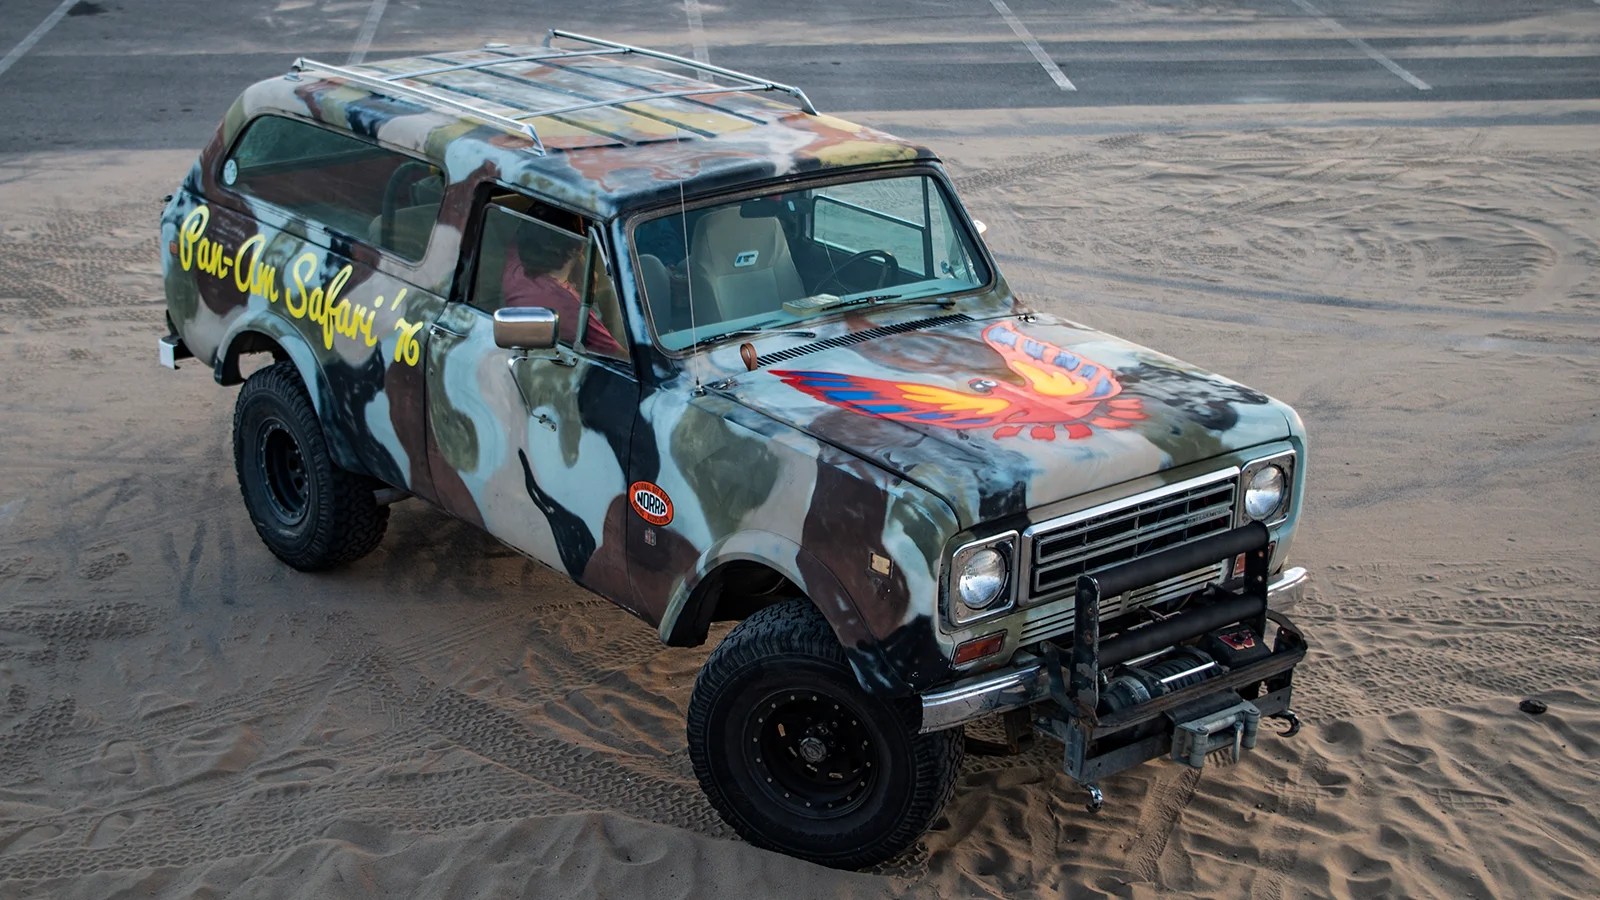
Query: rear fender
214 316 363 474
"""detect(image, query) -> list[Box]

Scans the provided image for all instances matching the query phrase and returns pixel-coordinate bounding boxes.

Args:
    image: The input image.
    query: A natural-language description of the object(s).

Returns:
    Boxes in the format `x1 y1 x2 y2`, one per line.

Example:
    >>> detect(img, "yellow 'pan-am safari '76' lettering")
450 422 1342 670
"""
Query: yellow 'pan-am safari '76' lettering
177 205 419 365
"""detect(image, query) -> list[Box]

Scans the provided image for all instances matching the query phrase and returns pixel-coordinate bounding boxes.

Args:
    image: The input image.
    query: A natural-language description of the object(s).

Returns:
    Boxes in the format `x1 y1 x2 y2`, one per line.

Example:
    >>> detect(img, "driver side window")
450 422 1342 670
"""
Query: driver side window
468 202 630 362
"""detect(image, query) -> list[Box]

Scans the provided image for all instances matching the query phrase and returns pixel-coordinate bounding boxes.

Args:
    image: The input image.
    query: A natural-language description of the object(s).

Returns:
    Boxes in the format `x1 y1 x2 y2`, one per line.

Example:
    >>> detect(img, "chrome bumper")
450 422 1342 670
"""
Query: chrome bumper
918 566 1308 733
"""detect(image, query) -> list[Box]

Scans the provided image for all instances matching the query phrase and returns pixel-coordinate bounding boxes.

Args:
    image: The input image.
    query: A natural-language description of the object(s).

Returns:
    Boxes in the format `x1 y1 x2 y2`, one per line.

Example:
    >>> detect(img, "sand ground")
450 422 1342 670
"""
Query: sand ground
1 100 1598 898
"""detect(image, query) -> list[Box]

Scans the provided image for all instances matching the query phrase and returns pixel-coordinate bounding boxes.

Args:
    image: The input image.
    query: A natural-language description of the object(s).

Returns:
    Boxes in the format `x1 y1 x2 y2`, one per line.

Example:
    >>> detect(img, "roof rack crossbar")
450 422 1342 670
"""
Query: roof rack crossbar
511 84 797 122
526 54 773 127
405 70 648 147
468 63 721 139
291 57 549 155
544 29 819 115
385 47 630 81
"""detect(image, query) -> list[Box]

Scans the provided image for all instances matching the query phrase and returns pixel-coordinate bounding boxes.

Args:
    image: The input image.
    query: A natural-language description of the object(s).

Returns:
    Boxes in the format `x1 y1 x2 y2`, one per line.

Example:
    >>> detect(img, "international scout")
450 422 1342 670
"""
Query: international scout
159 32 1312 868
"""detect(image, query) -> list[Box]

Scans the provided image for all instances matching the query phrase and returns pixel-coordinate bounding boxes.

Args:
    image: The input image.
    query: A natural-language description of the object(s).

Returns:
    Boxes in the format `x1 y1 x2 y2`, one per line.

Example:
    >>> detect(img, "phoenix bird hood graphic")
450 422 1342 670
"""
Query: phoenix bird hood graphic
774 321 1146 441
720 313 1297 528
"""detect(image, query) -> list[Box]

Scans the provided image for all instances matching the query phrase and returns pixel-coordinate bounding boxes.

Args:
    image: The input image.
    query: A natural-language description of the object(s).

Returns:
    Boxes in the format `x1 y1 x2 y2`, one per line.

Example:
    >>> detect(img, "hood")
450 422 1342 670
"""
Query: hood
716 313 1294 528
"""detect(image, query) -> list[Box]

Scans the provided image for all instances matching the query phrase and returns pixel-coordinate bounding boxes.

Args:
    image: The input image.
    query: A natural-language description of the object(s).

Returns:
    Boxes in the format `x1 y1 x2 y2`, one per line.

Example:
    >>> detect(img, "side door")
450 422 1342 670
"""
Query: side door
424 193 640 606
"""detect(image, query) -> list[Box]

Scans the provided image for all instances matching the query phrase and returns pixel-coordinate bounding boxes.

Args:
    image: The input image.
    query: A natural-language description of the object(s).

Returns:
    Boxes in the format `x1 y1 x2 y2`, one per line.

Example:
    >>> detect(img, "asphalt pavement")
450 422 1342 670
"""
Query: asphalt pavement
0 0 1597 154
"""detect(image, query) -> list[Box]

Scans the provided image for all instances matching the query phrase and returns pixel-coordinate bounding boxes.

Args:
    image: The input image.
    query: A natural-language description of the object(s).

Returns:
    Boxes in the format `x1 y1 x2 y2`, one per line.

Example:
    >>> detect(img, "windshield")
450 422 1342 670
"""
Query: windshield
632 172 990 351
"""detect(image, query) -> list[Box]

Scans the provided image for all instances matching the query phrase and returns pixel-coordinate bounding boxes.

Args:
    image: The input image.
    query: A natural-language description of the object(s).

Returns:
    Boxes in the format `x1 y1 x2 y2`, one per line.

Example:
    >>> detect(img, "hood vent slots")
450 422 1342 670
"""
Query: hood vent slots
755 313 973 367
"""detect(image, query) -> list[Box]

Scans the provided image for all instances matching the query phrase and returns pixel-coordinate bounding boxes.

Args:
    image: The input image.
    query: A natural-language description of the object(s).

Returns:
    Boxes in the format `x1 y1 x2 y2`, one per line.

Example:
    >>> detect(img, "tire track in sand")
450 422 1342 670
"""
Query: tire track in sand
1125 766 1202 884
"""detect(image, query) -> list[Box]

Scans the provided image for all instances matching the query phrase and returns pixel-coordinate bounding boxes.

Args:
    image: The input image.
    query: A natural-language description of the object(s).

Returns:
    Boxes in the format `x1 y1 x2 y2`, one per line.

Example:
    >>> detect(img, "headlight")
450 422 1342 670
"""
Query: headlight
1244 464 1287 521
957 548 1007 609
948 534 1017 624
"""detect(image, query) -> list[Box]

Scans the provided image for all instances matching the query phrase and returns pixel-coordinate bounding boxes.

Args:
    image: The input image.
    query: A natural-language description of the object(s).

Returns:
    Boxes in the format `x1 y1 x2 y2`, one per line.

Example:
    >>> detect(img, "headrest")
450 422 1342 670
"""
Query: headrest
690 207 789 278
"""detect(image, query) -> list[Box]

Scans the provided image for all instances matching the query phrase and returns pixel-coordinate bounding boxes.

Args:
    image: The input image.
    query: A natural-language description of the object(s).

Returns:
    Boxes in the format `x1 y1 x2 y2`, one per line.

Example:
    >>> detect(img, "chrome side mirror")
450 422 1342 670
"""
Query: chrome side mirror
493 307 559 350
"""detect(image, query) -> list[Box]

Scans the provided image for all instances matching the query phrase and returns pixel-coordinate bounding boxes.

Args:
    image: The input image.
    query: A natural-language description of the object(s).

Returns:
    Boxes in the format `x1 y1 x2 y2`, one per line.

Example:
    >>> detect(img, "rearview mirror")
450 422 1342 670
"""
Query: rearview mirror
493 307 559 351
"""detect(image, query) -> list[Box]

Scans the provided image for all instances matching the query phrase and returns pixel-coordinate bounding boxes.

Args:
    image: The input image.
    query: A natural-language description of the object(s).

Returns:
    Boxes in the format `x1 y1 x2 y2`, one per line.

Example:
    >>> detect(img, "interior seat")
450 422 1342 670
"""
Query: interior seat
636 253 674 327
688 207 805 323
366 173 445 260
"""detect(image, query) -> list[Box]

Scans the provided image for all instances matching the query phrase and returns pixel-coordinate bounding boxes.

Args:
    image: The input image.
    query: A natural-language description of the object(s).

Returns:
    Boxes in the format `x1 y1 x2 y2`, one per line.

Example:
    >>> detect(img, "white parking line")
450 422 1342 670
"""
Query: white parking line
988 0 1076 91
348 0 389 65
1286 0 1430 90
684 0 710 63
0 0 77 80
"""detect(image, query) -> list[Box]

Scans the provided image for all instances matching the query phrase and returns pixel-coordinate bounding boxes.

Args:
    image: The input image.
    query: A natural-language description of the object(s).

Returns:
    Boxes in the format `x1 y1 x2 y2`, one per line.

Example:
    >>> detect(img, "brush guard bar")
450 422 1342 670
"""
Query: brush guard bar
1035 521 1306 784
920 522 1308 791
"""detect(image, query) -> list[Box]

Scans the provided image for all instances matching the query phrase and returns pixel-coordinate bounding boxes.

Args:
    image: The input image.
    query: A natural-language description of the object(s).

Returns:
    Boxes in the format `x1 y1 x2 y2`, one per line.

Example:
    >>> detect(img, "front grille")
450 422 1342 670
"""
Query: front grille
1017 562 1224 644
1025 473 1238 601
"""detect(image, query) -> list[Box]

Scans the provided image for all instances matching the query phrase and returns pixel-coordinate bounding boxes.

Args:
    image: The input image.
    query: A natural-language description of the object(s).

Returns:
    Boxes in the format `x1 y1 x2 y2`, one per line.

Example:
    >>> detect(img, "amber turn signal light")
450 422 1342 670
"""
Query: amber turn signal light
953 632 1005 665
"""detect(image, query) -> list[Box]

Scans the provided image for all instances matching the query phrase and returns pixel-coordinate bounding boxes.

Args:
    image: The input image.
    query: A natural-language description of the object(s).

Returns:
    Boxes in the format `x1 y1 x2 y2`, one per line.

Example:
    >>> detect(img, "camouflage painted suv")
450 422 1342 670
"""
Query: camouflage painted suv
159 32 1312 869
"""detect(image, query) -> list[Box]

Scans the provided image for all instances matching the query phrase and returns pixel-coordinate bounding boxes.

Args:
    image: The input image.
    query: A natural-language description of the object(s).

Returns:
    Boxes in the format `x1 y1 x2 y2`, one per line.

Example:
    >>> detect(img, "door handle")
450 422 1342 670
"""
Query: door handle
429 321 465 339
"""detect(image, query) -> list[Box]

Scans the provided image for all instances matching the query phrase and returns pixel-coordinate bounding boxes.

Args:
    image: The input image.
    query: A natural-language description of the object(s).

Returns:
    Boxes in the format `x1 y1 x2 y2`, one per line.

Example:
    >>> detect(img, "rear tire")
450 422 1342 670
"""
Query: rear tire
233 361 388 571
687 599 963 869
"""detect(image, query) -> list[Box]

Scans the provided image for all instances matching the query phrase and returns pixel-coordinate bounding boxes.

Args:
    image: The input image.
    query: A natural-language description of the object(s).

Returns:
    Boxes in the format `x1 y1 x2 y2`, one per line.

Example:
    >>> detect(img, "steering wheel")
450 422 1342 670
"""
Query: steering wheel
816 249 899 295
380 160 435 249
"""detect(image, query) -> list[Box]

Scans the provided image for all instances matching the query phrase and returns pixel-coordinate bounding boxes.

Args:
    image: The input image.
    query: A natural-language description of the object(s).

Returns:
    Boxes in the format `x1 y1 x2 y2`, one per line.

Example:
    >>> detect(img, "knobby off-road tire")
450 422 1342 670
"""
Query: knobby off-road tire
233 361 388 571
687 599 963 869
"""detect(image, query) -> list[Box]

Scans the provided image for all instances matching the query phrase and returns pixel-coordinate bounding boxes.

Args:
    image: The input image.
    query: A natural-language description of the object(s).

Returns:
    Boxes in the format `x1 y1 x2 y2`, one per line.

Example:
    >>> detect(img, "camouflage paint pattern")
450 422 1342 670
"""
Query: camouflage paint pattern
161 47 1307 698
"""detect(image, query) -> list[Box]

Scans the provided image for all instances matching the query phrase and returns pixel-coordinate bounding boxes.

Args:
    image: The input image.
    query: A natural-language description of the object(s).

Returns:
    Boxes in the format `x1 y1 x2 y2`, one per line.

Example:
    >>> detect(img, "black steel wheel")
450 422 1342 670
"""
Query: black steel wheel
233 360 388 571
256 418 310 526
687 599 963 869
743 688 879 818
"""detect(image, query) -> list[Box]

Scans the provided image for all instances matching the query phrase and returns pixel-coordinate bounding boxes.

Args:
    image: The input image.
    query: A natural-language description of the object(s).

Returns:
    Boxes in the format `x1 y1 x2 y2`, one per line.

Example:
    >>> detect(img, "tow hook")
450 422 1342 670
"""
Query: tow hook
1269 708 1302 737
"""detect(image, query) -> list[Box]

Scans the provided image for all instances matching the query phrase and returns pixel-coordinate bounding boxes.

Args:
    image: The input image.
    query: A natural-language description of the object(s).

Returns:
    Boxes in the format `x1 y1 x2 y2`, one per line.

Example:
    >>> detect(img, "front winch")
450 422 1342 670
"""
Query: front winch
1099 647 1219 715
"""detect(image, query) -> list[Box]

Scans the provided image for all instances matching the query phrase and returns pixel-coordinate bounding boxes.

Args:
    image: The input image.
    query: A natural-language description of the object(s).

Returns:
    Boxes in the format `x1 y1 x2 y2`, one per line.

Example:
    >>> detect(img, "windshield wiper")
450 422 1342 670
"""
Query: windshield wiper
784 291 956 316
716 328 818 340
685 327 818 350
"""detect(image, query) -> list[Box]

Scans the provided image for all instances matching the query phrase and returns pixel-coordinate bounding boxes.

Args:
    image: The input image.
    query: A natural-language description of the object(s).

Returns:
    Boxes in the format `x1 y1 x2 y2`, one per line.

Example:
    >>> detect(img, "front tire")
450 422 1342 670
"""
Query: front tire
233 360 388 571
687 599 963 869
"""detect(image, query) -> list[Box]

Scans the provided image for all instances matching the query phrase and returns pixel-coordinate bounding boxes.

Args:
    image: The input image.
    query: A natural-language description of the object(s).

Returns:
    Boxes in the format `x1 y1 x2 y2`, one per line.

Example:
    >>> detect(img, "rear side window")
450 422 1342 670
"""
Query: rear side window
224 115 443 261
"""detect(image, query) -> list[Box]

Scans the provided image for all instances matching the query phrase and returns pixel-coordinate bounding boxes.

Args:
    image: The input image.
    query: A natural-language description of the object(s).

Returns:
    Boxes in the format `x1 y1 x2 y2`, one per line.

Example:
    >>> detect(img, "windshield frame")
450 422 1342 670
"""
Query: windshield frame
623 163 997 359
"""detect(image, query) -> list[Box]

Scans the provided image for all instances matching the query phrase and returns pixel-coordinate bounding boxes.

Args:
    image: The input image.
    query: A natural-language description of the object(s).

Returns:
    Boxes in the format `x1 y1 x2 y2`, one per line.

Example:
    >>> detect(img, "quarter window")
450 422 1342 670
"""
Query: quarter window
226 115 443 261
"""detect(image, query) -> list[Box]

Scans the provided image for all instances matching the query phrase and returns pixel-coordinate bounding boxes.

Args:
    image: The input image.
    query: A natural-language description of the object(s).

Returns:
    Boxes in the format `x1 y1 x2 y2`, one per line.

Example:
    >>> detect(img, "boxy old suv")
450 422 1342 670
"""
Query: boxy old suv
159 32 1312 869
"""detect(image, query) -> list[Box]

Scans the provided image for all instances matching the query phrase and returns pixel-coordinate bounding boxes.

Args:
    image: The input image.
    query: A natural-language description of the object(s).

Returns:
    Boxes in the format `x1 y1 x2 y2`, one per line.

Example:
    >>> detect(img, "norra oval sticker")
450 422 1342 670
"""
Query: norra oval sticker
629 481 674 526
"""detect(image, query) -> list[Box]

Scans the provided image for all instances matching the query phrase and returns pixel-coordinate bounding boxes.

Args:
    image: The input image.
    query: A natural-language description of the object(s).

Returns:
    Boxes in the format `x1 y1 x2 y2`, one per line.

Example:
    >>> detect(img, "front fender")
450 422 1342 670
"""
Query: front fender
659 529 914 697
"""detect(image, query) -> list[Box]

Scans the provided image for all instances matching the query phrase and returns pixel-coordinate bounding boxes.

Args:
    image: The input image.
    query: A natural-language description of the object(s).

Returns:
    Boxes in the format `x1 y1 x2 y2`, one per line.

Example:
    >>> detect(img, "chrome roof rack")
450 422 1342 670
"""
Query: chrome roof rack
541 30 818 116
288 29 819 158
288 56 555 154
